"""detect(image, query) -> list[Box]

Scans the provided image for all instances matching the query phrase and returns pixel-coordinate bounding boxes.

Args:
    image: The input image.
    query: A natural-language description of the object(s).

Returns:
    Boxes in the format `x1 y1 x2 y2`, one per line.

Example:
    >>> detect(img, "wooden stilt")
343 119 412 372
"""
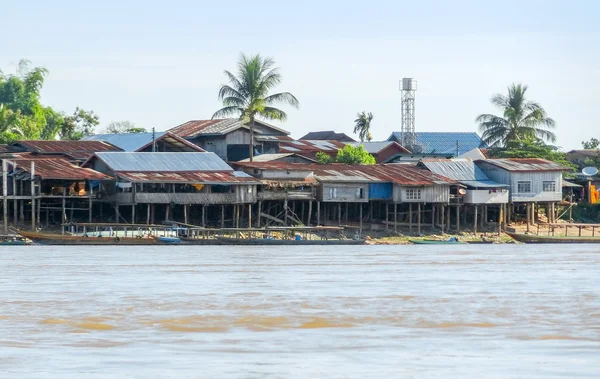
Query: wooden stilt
184 204 189 224
12 176 17 225
257 201 262 228
301 201 305 224
498 204 503 234
473 204 478 234
248 204 252 228
2 160 8 235
221 204 225 228
456 205 460 233
526 203 531 233
146 204 151 224
131 204 135 224
316 201 321 225
446 205 450 232
150 204 155 224
431 204 435 227
417 203 421 234
408 203 413 232
307 200 312 226
359 203 363 237
284 199 288 226
88 186 93 223
441 205 445 233
386 203 389 231
369 202 373 223
394 203 398 233
163 204 168 222
345 203 349 222
338 203 342 226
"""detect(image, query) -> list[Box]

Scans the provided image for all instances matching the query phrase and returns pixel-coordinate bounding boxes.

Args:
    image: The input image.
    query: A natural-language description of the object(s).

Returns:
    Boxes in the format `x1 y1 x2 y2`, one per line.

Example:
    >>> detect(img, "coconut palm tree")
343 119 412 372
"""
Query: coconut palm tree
212 53 299 161
476 83 556 147
353 111 373 142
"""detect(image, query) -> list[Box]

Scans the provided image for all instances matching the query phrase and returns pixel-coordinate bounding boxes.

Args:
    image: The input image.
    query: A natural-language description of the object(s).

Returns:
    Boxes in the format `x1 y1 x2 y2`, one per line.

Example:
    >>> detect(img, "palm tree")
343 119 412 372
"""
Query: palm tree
213 53 299 161
477 83 556 147
353 111 373 142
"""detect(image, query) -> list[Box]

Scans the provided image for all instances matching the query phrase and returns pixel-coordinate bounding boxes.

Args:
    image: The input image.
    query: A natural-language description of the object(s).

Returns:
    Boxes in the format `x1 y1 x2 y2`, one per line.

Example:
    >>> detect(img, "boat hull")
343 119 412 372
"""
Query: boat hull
409 239 467 245
505 231 600 244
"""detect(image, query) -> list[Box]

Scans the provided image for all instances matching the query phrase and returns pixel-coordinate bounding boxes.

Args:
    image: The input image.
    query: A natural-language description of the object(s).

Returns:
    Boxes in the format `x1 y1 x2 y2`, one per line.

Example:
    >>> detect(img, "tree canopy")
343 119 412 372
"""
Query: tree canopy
213 53 299 161
0 59 99 142
582 138 600 150
477 84 556 147
487 140 575 172
103 120 146 134
316 145 376 165
353 111 373 142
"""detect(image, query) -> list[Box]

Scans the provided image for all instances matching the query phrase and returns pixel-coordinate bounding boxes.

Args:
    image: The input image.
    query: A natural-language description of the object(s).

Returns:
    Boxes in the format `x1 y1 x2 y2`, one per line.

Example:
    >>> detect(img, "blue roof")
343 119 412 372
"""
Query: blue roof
83 132 166 152
387 132 487 156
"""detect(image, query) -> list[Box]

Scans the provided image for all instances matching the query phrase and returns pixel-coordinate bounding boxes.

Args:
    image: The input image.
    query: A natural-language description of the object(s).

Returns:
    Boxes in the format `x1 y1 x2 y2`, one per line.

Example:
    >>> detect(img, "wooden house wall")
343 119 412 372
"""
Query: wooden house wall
392 185 450 203
190 136 227 161
318 182 369 202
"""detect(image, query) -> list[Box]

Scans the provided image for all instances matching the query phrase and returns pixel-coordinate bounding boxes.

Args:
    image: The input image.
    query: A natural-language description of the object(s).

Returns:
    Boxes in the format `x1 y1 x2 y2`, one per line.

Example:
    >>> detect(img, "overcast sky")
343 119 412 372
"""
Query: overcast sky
1 0 598 150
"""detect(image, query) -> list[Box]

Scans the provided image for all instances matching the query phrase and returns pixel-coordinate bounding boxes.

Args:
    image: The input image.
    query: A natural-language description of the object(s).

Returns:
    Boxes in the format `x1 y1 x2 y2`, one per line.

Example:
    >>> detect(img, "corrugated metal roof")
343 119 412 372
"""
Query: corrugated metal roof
168 118 289 138
0 144 16 153
84 132 205 152
238 153 314 162
116 171 260 184
11 140 122 161
11 157 111 180
347 141 411 155
83 132 167 151
94 152 233 172
279 140 346 153
233 162 455 186
299 131 356 142
388 132 487 156
478 158 572 172
562 180 582 188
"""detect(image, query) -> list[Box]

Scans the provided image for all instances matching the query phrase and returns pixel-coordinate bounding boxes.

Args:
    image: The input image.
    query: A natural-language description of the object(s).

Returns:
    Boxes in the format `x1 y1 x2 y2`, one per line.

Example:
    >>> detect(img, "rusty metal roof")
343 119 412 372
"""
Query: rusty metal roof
233 162 455 186
477 158 572 172
168 118 289 138
11 140 122 161
279 140 346 153
11 157 111 180
0 144 16 153
116 171 260 184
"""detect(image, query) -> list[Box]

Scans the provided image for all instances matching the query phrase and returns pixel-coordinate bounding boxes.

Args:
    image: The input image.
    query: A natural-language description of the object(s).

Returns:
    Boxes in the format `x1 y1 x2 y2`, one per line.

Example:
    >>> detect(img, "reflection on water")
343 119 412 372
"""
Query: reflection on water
1 245 599 378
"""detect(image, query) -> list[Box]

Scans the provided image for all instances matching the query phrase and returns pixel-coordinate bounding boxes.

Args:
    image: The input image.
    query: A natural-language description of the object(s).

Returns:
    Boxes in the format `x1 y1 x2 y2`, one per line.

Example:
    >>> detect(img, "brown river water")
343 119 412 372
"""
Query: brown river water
1 245 599 378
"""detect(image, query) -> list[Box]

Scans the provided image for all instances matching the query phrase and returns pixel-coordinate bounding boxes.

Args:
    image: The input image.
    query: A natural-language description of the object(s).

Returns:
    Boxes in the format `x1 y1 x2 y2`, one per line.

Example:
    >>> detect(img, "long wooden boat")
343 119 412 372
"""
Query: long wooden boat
409 239 467 245
18 230 161 245
505 231 600 244
197 237 366 246
0 238 32 246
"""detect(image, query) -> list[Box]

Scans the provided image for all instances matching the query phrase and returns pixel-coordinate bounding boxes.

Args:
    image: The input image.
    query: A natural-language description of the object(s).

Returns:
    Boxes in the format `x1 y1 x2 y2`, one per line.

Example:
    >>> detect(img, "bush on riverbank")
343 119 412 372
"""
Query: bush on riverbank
567 204 600 223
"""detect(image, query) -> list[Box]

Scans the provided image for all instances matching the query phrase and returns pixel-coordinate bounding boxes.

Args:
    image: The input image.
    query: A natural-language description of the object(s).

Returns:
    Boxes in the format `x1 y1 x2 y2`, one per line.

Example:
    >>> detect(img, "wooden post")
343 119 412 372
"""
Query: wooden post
456 205 460 233
408 203 413 232
248 204 252 228
498 204 503 234
12 173 17 225
417 203 421 234
316 201 321 225
446 204 450 232
431 204 435 227
284 199 288 226
473 204 478 234
30 162 35 231
2 160 7 235
386 203 389 231
345 203 349 222
394 203 398 233
235 205 240 228
307 200 312 226
88 185 93 223
338 203 342 226
257 201 262 228
221 204 225 228
116 204 120 223
526 203 531 233
184 204 189 224
62 188 67 229
369 202 373 223
146 204 151 225
359 203 363 237
441 205 445 233
131 204 136 224
150 204 155 224
301 201 305 224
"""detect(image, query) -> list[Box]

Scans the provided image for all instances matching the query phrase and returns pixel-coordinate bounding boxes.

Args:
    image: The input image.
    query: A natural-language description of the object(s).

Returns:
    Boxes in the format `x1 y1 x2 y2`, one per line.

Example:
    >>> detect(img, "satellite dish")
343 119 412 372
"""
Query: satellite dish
458 188 467 195
582 166 598 176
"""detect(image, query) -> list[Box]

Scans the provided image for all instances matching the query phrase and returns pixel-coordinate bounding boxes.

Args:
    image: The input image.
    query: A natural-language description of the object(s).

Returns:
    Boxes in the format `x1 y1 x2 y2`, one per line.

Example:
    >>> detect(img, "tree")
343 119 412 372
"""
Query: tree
60 107 99 140
477 83 556 147
353 111 373 142
317 145 376 165
315 151 334 164
582 138 600 150
0 104 25 143
487 140 576 172
213 53 299 161
104 120 146 134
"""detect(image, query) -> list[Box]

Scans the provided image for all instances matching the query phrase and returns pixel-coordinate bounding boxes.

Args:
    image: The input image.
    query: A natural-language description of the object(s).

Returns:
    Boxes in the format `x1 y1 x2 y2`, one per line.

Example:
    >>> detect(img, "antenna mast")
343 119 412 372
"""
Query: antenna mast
400 78 417 150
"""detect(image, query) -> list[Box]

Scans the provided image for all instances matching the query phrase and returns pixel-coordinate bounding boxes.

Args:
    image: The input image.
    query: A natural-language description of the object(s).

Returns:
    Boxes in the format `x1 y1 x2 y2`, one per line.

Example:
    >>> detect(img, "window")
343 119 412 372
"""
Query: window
543 181 556 192
329 187 337 199
517 181 531 193
356 188 365 199
405 188 422 200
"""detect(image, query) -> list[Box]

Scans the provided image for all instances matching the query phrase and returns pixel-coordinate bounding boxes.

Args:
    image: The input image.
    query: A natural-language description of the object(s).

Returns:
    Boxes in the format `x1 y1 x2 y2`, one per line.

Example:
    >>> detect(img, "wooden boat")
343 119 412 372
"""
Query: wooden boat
205 237 366 246
157 236 182 244
505 231 600 244
18 230 161 245
409 239 467 245
0 237 32 246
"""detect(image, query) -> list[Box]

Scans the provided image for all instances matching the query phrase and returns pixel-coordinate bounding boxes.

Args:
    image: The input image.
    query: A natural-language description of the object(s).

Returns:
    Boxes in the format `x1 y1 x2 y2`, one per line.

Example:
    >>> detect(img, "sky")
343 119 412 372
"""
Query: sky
1 0 598 151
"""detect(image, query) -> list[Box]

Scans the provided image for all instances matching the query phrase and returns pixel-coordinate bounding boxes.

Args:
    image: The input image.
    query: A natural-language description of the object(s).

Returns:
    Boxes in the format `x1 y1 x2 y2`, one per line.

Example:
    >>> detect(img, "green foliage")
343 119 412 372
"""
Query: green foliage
334 145 376 164
213 53 299 161
582 138 600 149
487 140 576 173
477 83 556 147
315 151 334 164
568 204 600 223
104 120 146 134
353 111 373 142
60 107 99 140
0 59 100 142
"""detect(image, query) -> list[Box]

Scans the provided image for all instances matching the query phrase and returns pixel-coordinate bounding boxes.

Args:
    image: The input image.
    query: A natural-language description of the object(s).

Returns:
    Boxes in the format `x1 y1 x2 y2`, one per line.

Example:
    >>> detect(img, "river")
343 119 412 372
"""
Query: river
1 245 599 378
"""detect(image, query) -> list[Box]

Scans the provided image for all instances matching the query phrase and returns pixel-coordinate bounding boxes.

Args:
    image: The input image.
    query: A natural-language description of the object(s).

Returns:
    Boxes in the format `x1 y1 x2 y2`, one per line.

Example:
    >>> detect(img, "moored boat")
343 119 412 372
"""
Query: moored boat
505 231 600 244
409 239 467 245
209 237 365 246
18 230 160 245
0 237 32 245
